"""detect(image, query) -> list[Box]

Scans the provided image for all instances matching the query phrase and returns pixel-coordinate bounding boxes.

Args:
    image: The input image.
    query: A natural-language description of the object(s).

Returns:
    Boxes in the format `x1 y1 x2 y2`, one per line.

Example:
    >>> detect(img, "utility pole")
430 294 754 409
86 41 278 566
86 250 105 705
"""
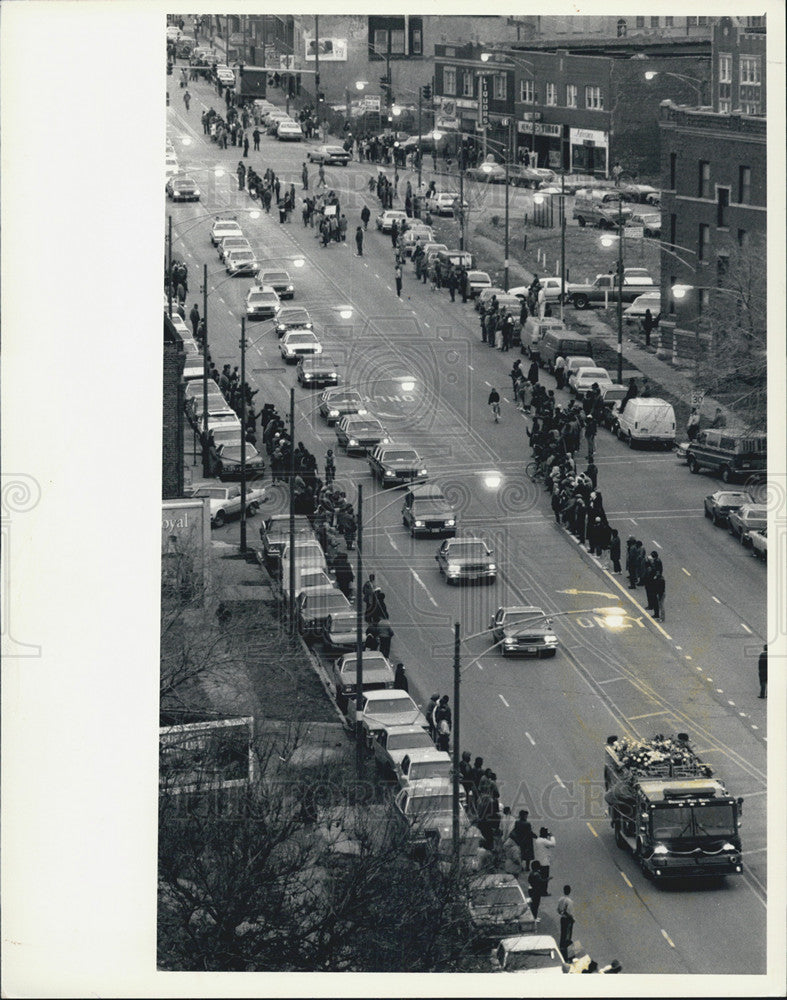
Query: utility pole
239 317 248 553
451 622 461 862
531 70 536 164
617 197 624 383
288 387 296 636
417 85 422 192
202 263 210 477
458 143 465 252
503 119 510 292
167 215 173 318
355 483 365 778
314 14 320 130
560 170 566 322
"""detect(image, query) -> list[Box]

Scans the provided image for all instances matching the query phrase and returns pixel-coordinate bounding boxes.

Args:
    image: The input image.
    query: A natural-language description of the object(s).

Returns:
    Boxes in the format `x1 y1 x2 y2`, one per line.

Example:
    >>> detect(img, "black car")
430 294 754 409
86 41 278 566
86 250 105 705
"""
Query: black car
274 306 313 338
210 441 265 481
166 174 201 201
368 445 427 487
703 490 752 528
297 354 340 388
401 484 457 537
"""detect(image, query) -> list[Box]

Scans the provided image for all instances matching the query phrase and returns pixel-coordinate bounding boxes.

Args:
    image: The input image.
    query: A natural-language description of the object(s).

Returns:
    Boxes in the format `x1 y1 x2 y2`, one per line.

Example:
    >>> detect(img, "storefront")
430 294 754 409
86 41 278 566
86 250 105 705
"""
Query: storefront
517 120 563 170
569 126 609 178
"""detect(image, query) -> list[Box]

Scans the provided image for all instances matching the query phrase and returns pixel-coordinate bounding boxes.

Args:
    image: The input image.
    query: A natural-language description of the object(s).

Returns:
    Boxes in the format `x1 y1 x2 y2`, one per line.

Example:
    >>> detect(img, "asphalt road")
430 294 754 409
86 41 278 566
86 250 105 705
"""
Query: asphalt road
167 78 767 974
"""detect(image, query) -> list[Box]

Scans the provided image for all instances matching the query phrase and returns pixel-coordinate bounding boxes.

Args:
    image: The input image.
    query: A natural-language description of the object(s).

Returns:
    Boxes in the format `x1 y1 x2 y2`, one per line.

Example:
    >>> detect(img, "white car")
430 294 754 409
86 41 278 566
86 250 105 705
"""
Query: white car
216 64 235 86
425 192 468 217
568 366 614 395
225 248 260 276
396 747 452 790
211 218 243 245
165 154 179 180
623 290 661 326
465 271 492 297
280 330 322 363
186 482 267 528
509 276 568 303
376 210 408 233
276 120 303 141
307 145 351 165
246 286 280 320
563 355 596 383
218 235 252 261
491 935 567 974
347 689 428 738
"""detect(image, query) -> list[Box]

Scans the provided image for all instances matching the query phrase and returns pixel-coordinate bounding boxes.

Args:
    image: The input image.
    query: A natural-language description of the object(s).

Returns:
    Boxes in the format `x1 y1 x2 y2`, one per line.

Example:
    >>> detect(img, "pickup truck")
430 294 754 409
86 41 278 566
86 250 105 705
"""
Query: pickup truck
567 273 655 310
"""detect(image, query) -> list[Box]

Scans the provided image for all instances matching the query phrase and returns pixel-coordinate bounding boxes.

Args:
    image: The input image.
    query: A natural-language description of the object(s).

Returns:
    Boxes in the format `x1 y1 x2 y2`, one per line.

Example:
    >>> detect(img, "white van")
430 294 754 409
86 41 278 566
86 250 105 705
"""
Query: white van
613 397 675 449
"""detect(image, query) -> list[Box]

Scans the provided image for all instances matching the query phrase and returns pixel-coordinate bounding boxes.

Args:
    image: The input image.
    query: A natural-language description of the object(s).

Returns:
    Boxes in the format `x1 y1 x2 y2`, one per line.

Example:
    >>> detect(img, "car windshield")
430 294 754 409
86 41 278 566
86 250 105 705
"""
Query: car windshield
249 292 276 303
408 794 452 816
345 421 382 434
216 223 241 233
219 445 259 461
410 760 451 781
326 391 362 404
266 517 310 537
230 251 254 261
326 147 344 154
504 949 561 971
473 885 524 907
193 488 227 499
385 450 418 462
262 272 288 283
305 592 348 611
387 732 433 751
280 310 310 323
468 272 489 281
328 615 357 631
364 695 414 715
287 334 317 344
579 369 610 380
447 541 488 557
501 610 543 627
211 429 242 445
717 493 748 505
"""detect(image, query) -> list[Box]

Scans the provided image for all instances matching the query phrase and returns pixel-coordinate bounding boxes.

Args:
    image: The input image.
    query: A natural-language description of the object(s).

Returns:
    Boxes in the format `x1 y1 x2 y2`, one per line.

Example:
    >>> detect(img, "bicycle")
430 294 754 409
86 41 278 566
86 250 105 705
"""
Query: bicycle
525 459 546 483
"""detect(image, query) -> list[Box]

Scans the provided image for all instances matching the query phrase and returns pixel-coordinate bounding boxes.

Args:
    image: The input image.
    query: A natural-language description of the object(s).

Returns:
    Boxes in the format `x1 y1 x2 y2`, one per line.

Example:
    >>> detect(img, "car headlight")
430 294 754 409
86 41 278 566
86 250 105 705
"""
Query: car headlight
446 519 456 526
328 409 339 418
488 563 497 571
504 637 516 645
414 520 424 527
544 634 558 644
381 437 390 444
447 565 460 575
286 285 293 291
348 439 358 447
302 372 312 380
358 408 368 416
306 322 313 329
418 468 428 477
384 470 396 477
329 372 337 379
652 844 669 856
722 842 736 852
314 345 322 354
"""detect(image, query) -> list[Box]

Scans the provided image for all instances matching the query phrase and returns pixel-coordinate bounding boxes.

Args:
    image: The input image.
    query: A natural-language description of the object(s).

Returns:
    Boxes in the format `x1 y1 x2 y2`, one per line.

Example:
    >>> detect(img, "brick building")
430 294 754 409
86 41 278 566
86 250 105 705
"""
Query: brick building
163 314 185 500
710 16 766 115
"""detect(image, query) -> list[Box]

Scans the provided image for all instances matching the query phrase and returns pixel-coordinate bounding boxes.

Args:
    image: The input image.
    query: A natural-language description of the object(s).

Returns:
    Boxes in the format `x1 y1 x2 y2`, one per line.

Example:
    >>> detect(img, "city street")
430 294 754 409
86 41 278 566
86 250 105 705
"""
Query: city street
167 69 767 975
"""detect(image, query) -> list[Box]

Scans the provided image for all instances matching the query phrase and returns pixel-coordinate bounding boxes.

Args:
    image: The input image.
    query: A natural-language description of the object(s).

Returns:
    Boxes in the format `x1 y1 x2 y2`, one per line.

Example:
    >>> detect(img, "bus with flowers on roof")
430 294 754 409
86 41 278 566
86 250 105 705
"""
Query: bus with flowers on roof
603 733 744 880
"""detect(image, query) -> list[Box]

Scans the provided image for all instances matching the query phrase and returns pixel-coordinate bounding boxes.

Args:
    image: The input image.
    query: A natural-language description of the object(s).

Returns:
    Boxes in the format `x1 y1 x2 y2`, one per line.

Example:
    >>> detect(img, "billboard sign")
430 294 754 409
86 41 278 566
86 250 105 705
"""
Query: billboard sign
160 717 256 796
162 498 211 603
304 36 348 61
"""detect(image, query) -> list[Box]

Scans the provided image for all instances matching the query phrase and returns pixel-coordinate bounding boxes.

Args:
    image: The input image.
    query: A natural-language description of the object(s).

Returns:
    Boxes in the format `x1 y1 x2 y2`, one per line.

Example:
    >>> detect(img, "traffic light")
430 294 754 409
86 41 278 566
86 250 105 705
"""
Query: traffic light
422 84 431 101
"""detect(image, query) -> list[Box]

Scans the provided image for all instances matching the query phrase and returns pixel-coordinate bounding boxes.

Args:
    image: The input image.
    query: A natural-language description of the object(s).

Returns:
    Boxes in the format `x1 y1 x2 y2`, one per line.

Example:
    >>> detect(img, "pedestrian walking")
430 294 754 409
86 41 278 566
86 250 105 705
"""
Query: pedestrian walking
376 618 394 658
252 127 260 150
488 387 501 422
528 861 548 919
183 89 191 112
317 164 326 189
512 809 535 870
361 204 370 230
533 827 556 886
393 662 409 692
243 133 249 157
557 886 576 956
625 536 638 589
642 308 655 347
394 263 403 297
423 694 440 739
324 449 335 486
354 225 364 256
758 644 767 698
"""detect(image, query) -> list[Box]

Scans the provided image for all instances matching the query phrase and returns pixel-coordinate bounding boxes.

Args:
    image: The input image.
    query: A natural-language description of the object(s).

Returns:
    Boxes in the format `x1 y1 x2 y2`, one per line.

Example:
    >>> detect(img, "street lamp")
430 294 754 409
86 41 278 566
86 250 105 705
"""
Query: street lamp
644 70 704 104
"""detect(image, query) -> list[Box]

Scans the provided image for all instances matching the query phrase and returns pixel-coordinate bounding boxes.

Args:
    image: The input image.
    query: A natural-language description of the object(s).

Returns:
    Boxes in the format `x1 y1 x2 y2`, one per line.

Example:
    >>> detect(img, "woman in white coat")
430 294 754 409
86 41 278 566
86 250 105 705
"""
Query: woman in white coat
533 826 556 889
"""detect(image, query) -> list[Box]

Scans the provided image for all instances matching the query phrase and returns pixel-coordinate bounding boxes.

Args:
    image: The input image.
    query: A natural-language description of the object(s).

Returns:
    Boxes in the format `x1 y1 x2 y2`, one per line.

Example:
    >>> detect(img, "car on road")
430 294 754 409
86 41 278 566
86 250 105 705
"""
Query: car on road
508 165 556 188
368 445 428 487
347 688 428 738
210 217 243 245
468 873 537 940
332 650 395 708
474 286 506 312
296 355 339 388
218 235 252 261
210 441 265 481
489 606 558 658
401 483 457 537
613 397 676 449
376 209 409 233
436 537 497 585
401 225 435 257
205 425 243 452
215 64 235 86
280 330 322 362
282 567 335 604
425 191 468 216
225 248 260 276
749 528 767 561
396 748 452 790
598 383 628 428
421 243 448 264
321 612 362 657
509 277 568 304
568 366 614 396
619 183 660 204
274 305 313 337
628 211 661 238
623 290 661 326
258 270 295 300
567 272 654 309
465 162 507 183
245 285 280 320
166 174 200 201
465 271 493 297
371 724 436 774
276 119 303 141
686 428 767 482
319 388 367 425
297 587 352 640
185 482 267 528
703 490 752 528
491 935 567 974
184 383 227 424
728 503 767 545
336 416 390 454
258 514 314 567
307 144 351 165
165 154 179 180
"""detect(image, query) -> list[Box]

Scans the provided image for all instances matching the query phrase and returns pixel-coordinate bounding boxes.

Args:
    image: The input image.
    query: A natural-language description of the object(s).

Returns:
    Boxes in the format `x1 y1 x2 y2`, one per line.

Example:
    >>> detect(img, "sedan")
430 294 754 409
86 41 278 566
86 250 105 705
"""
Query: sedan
218 235 251 261
425 192 467 216
297 587 352 639
376 210 409 233
336 416 390 455
211 218 243 245
401 226 434 257
465 271 492 297
322 612 362 657
280 330 322 363
368 446 427 487
728 503 767 544
474 286 506 312
319 388 367 425
568 366 614 395
276 120 303 141
465 162 507 184
297 355 339 388
491 935 567 974
274 306 313 337
703 490 752 528
468 873 537 940
489 606 558 658
629 211 661 238
258 269 294 300
750 528 767 561
166 174 200 201
435 537 496 584
185 482 267 527
308 144 351 165
210 442 265 481
225 248 260 276
245 286 280 320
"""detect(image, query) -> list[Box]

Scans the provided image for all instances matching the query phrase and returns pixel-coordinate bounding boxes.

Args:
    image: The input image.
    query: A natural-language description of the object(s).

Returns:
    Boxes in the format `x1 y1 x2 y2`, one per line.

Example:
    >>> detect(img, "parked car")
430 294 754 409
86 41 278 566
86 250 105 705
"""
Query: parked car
396 748 452 790
276 119 303 141
210 441 265 481
371 724 436 775
393 779 476 852
619 183 660 204
401 484 457 537
491 935 567 974
489 606 558 658
308 144 351 165
567 272 654 310
568 366 614 396
321 612 362 657
376 209 408 233
297 588 351 639
749 528 767 561
332 650 395 708
465 162 507 184
623 291 661 326
468 873 538 939
436 537 497 585
703 490 752 528
185 482 267 527
425 191 468 217
347 689 428 738
613 397 676 449
401 225 435 257
465 271 493 297
509 277 568 304
598 383 628 428
728 503 767 545
258 514 313 568
628 211 661 238
686 429 767 482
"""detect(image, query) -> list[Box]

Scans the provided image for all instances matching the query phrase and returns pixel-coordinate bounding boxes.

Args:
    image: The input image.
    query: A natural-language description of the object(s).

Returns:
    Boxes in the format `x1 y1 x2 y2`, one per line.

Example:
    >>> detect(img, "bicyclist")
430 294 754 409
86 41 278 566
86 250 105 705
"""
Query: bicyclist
488 388 501 422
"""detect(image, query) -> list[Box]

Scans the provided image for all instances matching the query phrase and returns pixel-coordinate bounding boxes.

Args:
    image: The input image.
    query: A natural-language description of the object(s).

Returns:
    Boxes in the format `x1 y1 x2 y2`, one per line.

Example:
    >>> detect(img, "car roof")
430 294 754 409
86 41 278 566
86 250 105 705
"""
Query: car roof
364 688 412 701
499 935 562 953
402 747 451 763
500 605 545 616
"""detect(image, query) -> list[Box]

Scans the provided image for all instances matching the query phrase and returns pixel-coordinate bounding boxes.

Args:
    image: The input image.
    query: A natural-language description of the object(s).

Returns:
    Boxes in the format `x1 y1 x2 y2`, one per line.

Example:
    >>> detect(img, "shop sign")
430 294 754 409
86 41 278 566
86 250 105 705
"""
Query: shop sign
570 127 608 146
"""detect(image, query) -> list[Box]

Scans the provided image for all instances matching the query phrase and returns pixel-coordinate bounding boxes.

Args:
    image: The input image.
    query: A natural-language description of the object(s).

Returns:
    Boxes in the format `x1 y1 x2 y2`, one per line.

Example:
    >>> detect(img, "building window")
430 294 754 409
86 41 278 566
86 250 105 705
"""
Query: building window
443 66 456 96
651 17 660 27
670 214 677 247
698 160 710 198
389 29 405 55
665 16 674 26
520 78 535 103
493 73 507 101
698 16 708 26
698 224 709 262
636 16 645 28
461 71 474 97
669 152 677 189
717 252 729 283
687 17 697 27
719 99 731 113
411 29 422 55
717 187 730 228
738 166 751 204
545 82 557 106
585 85 604 110
565 83 577 108
373 28 387 57
737 229 749 248
741 100 761 115
740 56 761 85
718 52 732 84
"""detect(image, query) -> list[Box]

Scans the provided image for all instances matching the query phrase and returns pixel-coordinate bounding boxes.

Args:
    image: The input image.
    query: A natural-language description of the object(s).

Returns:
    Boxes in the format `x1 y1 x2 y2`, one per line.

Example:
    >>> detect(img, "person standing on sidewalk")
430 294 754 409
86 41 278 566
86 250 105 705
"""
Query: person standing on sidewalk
533 827 556 886
557 886 575 956
609 528 622 574
758 645 767 698
652 570 666 621
302 162 309 190
183 89 191 112
355 225 364 256
394 263 403 297
528 861 548 919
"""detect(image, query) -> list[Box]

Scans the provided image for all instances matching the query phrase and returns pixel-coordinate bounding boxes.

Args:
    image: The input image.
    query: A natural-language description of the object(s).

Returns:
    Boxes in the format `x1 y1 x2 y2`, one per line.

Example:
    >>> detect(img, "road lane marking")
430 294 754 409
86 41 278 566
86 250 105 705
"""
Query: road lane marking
499 694 510 708
620 871 633 889
661 929 676 949
628 711 669 721
411 569 438 607
674 645 682 650
629 518 637 524
712 596 721 604
685 655 692 660
525 732 536 745
586 822 598 838
728 700 736 706
277 379 288 391
424 322 430 327
484 381 492 387
741 623 753 634
651 540 662 548
554 774 566 789
387 533 401 553
681 567 691 576
705 676 713 682
751 724 759 730
716 689 724 693
468 365 474 371
597 676 627 685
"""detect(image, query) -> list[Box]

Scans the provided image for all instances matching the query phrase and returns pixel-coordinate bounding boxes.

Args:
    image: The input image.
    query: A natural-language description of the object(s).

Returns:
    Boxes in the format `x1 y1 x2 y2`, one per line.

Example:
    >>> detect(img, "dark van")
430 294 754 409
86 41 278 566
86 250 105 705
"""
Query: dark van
686 429 767 482
537 331 594 373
